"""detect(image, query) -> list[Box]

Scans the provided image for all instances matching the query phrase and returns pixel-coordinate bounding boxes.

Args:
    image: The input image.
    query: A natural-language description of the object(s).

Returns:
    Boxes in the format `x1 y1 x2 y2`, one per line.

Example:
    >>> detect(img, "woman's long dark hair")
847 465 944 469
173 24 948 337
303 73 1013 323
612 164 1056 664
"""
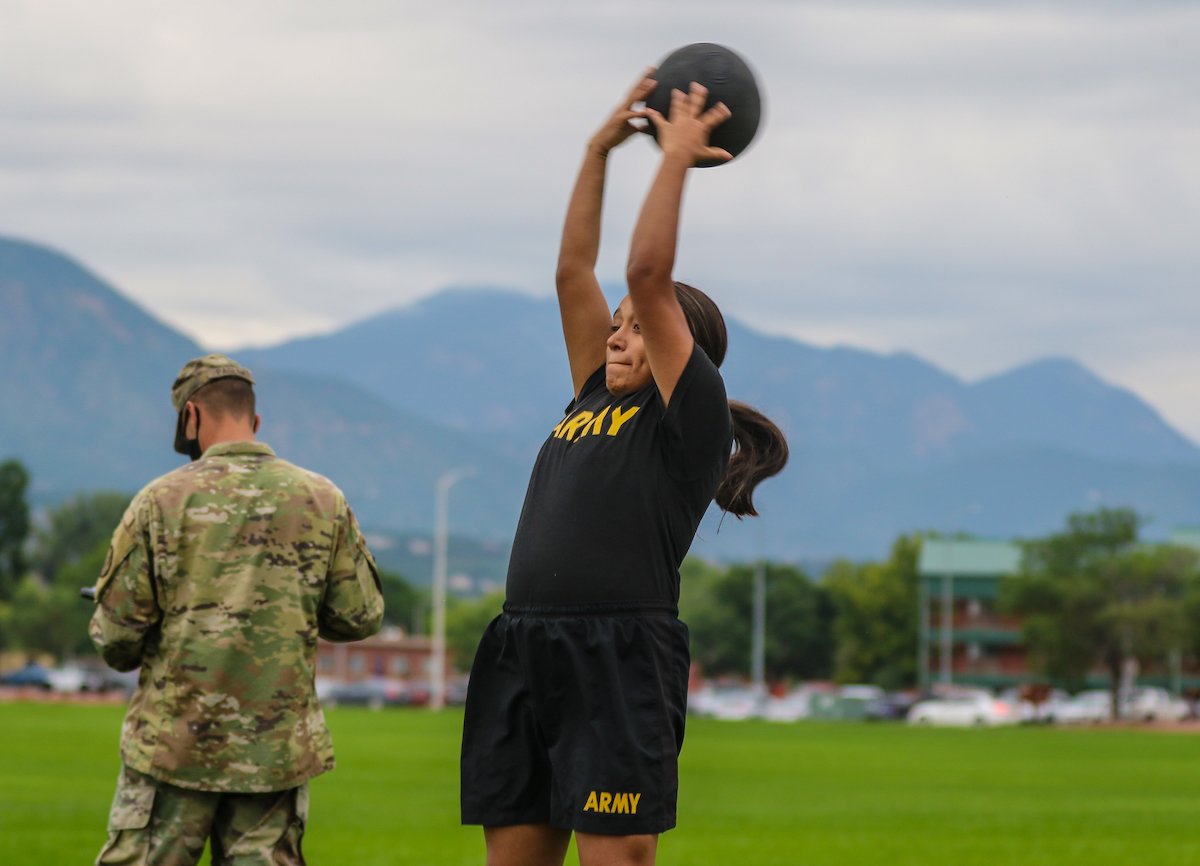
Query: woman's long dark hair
674 282 789 517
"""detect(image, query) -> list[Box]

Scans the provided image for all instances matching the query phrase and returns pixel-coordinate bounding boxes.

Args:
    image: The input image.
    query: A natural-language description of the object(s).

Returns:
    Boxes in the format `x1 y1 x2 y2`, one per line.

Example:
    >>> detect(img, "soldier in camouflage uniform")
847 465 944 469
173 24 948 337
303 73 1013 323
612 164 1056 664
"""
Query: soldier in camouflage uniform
90 353 385 866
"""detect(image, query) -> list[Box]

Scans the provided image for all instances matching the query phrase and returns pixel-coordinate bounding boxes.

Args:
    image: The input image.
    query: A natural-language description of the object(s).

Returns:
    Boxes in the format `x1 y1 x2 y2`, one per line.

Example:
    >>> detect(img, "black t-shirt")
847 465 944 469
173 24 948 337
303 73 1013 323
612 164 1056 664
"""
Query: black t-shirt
505 344 733 610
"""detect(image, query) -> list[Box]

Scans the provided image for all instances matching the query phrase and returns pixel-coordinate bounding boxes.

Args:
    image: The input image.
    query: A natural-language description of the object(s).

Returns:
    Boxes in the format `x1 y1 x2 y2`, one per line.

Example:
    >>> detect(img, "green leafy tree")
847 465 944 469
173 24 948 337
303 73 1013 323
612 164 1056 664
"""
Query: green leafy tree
685 559 833 681
0 490 130 656
677 556 726 631
378 569 421 632
1001 508 1196 717
825 534 921 690
446 591 504 671
31 491 130 579
8 539 107 658
0 459 31 602
1185 570 1200 663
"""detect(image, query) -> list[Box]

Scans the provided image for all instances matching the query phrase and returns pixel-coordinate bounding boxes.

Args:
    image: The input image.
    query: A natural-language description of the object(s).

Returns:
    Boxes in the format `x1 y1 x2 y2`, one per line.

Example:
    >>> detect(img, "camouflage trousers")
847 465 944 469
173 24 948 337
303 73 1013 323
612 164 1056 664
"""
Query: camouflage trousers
95 765 308 866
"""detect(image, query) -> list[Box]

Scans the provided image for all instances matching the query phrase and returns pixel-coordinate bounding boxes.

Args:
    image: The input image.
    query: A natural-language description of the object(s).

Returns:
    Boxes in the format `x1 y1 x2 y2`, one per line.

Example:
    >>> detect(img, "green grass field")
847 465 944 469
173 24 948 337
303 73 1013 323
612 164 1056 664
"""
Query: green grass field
2 702 1198 865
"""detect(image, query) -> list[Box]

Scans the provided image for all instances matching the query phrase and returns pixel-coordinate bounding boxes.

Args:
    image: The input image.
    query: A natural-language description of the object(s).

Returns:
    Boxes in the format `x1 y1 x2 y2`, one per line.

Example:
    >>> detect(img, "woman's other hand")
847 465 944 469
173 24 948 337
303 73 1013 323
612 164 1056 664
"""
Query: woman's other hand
588 70 657 157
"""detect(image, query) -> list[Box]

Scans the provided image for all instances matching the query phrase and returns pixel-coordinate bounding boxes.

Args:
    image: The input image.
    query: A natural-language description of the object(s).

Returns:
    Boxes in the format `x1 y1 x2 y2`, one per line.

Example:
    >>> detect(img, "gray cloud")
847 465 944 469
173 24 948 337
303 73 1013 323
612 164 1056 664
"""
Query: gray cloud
0 0 1197 439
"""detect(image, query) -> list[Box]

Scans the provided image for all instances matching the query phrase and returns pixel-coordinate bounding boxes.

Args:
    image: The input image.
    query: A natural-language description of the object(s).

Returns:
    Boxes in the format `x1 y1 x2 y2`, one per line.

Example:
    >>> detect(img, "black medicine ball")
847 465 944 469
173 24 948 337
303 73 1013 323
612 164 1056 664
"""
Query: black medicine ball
646 43 763 167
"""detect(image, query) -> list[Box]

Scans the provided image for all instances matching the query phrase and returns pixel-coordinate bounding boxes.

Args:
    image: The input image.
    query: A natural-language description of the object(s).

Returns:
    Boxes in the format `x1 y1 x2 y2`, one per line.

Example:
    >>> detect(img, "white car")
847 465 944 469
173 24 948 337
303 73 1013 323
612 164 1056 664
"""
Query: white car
46 665 88 693
907 693 1019 727
689 685 765 721
1055 690 1112 724
1122 687 1189 722
839 684 885 702
759 689 813 723
708 687 766 721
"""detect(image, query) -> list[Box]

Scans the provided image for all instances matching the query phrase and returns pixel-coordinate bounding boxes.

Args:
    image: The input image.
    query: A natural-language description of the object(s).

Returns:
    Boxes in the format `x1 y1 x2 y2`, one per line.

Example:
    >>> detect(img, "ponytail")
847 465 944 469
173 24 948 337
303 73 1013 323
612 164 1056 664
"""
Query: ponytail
672 281 789 517
716 400 789 518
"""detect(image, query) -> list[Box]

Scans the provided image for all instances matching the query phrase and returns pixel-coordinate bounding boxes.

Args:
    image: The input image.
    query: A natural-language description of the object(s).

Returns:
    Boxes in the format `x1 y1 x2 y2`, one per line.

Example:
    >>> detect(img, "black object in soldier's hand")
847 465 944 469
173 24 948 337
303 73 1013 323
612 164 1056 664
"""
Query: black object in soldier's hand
646 43 763 166
80 586 95 601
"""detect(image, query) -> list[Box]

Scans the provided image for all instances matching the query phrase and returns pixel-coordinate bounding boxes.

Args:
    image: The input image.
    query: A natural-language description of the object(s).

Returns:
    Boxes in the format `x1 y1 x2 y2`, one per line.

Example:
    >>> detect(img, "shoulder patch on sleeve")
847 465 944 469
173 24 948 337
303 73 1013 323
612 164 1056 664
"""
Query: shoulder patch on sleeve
94 520 140 601
347 508 382 590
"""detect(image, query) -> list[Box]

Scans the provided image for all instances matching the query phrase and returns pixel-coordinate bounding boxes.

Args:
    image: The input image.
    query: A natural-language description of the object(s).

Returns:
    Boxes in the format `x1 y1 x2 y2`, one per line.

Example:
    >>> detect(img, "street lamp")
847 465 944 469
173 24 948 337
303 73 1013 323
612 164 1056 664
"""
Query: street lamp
751 520 766 694
431 466 474 710
751 559 766 692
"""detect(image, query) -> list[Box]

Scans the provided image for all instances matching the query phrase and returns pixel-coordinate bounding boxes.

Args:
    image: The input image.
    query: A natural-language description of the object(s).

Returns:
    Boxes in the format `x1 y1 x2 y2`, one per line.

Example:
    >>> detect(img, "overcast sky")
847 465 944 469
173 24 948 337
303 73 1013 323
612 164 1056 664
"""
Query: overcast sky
2 1 1197 441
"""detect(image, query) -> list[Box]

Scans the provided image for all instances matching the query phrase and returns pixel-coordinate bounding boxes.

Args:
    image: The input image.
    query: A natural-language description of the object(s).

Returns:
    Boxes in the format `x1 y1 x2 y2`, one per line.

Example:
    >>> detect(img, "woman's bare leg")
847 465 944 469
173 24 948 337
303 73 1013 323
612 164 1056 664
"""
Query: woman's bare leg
575 832 658 866
484 824 572 866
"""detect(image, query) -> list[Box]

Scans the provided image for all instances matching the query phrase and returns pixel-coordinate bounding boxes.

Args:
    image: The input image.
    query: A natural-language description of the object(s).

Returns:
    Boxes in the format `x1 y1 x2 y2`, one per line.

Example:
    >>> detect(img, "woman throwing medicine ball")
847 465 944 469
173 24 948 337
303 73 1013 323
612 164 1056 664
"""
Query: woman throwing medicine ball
460 72 789 866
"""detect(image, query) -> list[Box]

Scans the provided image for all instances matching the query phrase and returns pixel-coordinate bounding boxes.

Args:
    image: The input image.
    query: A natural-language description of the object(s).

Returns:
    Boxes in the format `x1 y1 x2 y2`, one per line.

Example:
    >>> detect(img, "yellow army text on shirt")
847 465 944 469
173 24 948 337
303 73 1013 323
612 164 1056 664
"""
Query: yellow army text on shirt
90 441 384 793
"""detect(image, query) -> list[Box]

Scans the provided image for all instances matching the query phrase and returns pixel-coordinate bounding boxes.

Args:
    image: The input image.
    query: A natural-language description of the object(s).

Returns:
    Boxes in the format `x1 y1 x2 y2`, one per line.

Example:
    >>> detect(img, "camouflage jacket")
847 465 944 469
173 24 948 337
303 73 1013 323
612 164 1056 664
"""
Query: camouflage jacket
90 441 384 793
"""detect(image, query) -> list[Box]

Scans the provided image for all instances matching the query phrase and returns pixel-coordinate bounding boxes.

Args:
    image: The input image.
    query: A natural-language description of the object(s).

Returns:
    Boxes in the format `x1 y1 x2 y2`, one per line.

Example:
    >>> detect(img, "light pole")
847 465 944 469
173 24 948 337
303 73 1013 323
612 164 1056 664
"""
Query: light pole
941 543 955 687
431 466 474 710
751 520 766 694
751 559 766 692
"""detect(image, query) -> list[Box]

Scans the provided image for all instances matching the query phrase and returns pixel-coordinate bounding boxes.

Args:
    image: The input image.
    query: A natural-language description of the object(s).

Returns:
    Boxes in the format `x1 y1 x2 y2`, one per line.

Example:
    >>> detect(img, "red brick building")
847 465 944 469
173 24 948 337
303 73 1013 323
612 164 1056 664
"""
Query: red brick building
315 627 454 684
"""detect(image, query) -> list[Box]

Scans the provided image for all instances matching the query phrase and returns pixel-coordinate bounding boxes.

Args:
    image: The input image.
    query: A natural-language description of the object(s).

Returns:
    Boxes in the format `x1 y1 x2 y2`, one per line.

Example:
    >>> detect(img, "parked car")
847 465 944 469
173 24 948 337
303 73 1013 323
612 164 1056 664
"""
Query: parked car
834 684 909 722
689 684 764 721
1122 687 1189 722
0 662 52 690
1054 690 1113 724
323 679 414 709
403 681 432 707
859 686 912 719
878 691 921 721
444 678 470 706
315 676 338 701
999 687 1071 723
759 689 812 723
93 667 140 696
906 692 1019 727
709 687 765 721
46 665 89 693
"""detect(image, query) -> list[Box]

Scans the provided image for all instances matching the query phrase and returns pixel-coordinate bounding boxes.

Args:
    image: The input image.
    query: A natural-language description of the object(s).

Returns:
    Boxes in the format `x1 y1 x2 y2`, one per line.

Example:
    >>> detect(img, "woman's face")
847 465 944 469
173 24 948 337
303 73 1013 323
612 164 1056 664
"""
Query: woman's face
606 296 653 396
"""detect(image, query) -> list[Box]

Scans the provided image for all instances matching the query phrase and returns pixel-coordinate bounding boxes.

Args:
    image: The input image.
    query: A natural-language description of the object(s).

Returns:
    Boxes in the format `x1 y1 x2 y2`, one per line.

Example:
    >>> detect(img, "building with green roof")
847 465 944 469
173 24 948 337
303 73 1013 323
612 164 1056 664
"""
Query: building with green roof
917 538 1024 690
918 533 1200 692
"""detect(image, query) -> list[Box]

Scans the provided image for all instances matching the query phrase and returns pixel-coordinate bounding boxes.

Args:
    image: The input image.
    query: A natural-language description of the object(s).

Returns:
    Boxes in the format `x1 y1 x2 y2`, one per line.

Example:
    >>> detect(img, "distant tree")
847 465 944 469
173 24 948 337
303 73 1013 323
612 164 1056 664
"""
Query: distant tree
1001 508 1197 718
684 559 834 682
1185 572 1200 682
2 490 132 655
824 534 921 690
8 539 106 658
31 491 131 579
0 459 32 601
446 592 504 671
677 556 725 635
378 569 421 632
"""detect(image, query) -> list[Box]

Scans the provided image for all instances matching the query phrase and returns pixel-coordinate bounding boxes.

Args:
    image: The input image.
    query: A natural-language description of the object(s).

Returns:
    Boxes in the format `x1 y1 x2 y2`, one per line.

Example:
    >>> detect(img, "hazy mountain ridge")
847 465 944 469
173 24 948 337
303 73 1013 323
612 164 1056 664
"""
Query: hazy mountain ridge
0 237 527 538
0 237 203 495
3 236 1198 560
240 288 1200 470
236 291 1200 559
237 288 573 460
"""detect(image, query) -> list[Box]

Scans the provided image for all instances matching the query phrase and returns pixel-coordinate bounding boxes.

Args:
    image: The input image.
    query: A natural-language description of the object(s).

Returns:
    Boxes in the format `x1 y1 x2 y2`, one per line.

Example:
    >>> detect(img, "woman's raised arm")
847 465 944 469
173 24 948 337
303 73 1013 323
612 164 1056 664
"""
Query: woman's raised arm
625 83 731 406
556 72 656 397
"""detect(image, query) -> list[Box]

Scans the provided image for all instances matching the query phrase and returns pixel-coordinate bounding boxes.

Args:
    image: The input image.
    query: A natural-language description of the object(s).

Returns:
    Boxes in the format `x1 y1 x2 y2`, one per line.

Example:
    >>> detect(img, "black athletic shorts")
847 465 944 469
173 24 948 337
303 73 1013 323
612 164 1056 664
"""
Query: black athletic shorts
460 605 691 836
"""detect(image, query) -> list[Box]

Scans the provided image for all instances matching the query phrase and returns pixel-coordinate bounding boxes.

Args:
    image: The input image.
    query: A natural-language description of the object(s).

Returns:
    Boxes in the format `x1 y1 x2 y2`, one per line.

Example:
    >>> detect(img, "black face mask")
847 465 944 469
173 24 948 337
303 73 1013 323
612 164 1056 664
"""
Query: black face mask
184 437 203 461
172 406 203 461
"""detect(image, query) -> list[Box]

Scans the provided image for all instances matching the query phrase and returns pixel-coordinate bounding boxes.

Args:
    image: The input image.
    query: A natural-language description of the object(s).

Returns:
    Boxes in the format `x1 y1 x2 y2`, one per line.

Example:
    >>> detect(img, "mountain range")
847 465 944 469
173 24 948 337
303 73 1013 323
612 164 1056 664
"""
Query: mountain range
3 235 1199 568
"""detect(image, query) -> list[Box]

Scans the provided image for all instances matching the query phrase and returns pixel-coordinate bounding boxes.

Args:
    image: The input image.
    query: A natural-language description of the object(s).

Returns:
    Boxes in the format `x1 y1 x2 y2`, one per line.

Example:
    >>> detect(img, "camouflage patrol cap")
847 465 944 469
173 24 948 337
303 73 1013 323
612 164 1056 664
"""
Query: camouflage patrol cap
171 354 256 412
171 354 257 456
